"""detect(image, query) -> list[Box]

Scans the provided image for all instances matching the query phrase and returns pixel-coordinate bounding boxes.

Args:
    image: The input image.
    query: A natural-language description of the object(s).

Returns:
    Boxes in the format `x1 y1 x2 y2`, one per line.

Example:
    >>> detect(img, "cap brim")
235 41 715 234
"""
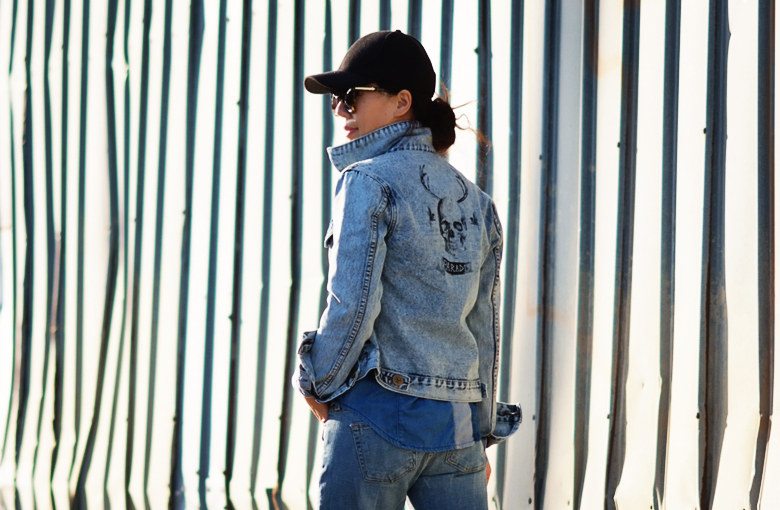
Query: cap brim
304 70 369 94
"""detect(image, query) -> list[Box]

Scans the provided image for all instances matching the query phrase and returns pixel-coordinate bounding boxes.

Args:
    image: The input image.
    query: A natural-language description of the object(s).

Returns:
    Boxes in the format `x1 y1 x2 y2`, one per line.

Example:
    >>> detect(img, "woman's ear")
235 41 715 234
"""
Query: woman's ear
394 90 414 119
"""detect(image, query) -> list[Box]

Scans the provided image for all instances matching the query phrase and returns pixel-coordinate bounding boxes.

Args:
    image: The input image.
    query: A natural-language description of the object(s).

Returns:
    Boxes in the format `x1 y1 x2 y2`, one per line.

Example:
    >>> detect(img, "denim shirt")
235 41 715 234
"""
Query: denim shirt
295 121 520 443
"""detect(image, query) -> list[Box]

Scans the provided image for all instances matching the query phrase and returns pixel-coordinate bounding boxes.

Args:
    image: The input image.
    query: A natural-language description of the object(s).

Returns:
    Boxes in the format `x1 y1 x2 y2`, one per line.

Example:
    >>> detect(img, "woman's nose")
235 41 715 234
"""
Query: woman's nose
334 100 351 118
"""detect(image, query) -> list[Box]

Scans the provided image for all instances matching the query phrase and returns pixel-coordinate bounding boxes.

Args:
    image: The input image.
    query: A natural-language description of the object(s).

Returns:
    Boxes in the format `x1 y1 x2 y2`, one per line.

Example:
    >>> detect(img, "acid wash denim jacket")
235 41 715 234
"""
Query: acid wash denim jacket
294 121 520 445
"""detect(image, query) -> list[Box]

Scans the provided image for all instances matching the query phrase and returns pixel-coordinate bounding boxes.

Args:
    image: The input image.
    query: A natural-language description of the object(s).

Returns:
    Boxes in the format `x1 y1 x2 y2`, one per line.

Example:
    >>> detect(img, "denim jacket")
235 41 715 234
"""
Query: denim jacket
295 121 520 444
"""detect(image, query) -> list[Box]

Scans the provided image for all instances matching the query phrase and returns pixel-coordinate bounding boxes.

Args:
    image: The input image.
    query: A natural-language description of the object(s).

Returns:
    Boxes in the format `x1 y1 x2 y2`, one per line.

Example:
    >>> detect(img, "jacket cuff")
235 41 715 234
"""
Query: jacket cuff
484 401 522 448
293 331 318 398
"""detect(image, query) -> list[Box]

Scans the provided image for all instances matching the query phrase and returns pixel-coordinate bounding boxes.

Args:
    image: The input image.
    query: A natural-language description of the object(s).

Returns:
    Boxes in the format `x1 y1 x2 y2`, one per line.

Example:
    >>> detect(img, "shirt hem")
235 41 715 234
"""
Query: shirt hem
338 400 478 453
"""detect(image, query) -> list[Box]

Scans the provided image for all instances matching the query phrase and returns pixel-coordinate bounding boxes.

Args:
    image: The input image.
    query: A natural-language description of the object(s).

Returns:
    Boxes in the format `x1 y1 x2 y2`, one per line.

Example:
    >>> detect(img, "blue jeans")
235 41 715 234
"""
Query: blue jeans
319 402 488 510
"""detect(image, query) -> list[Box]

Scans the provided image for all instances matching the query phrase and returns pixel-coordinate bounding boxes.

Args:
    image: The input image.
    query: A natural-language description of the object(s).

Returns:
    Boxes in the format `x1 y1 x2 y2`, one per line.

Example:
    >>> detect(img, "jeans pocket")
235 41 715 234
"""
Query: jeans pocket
349 422 419 483
444 442 486 474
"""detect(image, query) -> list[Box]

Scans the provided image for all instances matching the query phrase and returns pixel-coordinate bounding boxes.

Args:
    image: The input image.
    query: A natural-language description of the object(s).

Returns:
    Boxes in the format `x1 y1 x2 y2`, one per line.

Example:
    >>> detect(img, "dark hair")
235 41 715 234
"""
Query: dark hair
415 97 457 153
382 84 460 153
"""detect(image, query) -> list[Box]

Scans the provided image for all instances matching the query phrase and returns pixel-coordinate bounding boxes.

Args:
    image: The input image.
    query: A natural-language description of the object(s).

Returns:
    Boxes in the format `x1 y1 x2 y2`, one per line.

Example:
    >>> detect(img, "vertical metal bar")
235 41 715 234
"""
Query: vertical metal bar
103 0 135 503
72 0 92 481
407 0 421 39
439 0 453 95
274 0 305 505
32 0 57 478
0 110 17 464
349 0 360 44
143 0 175 502
476 0 493 195
698 1 729 507
51 0 72 481
103 288 127 510
574 1 598 509
103 315 126 510
72 0 122 501
126 2 154 507
379 0 390 30
47 249 62 510
496 0 523 506
200 0 230 504
534 0 561 506
304 4 334 509
198 0 227 502
17 0 36 473
0 0 20 458
2 12 20 417
169 1 204 507
605 1 640 508
8 0 20 75
225 0 253 503
655 0 681 507
249 0 277 504
751 0 775 506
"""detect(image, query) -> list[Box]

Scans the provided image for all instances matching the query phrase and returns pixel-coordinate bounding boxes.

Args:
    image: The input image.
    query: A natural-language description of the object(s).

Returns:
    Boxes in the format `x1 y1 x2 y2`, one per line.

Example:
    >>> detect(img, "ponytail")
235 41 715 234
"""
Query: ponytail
415 97 456 153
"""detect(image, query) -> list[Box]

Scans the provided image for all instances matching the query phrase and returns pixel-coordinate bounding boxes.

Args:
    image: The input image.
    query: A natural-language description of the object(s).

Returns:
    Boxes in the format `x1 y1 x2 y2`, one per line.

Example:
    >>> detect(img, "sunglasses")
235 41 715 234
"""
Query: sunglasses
330 86 384 113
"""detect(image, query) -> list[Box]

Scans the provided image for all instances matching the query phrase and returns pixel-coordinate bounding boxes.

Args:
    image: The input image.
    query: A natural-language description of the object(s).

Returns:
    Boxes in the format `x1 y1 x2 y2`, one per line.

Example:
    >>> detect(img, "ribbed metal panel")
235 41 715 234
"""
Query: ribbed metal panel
0 1 777 508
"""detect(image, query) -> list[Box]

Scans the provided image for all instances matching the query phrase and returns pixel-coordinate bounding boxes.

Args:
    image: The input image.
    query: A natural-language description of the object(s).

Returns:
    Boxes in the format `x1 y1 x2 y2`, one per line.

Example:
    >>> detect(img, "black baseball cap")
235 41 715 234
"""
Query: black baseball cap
304 30 436 103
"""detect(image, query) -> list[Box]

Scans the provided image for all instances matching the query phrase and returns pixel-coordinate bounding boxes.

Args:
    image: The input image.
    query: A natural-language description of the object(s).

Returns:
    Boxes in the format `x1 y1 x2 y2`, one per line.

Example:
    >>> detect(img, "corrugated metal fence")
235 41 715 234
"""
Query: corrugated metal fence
0 0 777 508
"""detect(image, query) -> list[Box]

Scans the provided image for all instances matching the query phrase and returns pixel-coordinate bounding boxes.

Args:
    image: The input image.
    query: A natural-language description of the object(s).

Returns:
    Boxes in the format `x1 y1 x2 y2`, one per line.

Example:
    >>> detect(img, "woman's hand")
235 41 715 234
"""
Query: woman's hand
486 459 491 481
305 396 329 422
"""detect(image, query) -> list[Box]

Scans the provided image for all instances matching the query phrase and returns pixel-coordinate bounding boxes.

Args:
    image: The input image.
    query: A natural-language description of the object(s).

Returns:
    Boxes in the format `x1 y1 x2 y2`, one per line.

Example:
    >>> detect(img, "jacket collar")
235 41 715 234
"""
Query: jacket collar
327 121 435 172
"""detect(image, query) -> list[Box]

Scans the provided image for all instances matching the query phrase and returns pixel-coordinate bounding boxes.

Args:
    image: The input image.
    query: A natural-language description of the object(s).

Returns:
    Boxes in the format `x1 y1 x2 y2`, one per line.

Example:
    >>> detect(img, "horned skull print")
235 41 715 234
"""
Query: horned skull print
437 198 467 253
420 165 474 256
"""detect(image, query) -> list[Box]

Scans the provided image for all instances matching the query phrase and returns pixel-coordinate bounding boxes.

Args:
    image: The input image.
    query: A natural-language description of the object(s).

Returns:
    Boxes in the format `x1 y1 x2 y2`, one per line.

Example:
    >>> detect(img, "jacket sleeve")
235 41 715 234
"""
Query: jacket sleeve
466 202 522 445
466 201 504 439
294 168 392 401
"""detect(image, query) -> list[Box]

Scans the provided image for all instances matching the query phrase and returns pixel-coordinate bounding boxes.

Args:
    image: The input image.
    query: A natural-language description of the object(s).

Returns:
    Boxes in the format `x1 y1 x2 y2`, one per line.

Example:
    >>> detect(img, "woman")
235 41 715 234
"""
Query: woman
294 30 520 510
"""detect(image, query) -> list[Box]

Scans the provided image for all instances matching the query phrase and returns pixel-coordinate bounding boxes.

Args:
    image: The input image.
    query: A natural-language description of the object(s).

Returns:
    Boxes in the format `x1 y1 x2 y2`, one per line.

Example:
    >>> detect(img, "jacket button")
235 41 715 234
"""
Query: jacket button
392 374 404 387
